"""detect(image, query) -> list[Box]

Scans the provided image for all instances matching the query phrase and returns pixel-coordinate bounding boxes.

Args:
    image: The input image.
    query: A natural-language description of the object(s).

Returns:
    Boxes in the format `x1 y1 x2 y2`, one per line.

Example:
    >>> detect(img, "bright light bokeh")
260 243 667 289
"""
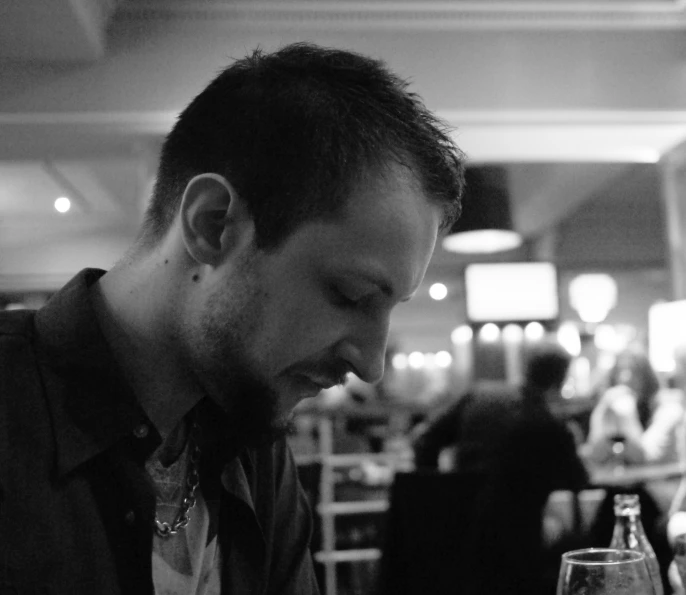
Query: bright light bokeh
429 283 448 300
392 353 408 370
502 324 524 343
54 196 71 213
524 321 545 341
594 324 623 353
408 351 425 369
435 350 453 368
423 353 437 369
451 325 473 344
479 323 500 342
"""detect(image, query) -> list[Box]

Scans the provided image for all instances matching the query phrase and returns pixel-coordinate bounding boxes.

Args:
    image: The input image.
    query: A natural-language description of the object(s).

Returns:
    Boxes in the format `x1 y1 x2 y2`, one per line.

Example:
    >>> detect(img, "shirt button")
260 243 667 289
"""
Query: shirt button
124 510 136 525
133 424 149 439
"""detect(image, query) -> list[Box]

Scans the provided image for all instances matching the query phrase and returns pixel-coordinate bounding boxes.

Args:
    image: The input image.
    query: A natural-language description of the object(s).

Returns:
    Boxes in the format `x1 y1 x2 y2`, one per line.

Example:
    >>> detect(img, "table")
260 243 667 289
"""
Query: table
567 462 686 536
589 462 686 490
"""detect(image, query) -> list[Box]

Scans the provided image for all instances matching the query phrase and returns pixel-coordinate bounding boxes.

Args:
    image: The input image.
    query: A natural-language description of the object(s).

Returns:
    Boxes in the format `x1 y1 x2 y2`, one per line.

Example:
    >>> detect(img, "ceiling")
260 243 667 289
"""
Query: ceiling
2 0 686 351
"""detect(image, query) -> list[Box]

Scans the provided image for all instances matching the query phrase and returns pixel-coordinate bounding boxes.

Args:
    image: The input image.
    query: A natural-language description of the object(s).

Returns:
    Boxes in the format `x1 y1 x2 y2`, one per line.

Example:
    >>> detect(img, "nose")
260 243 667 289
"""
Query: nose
337 316 389 384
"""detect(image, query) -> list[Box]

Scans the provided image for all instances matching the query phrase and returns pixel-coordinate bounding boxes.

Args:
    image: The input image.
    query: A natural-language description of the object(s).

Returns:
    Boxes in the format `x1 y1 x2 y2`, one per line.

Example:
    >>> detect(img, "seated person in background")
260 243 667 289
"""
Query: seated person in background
412 343 589 595
412 342 588 485
659 345 686 594
582 346 686 468
583 346 686 591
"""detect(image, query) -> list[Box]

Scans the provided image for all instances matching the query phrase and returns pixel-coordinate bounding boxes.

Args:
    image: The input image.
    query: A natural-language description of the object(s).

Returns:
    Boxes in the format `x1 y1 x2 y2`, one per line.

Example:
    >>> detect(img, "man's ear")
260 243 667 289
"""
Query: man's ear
179 173 254 266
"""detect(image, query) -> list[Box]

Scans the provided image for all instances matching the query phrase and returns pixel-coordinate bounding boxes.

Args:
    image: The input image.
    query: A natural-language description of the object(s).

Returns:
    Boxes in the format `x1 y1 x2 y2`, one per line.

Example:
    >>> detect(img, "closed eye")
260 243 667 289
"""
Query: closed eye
333 290 364 309
329 284 372 310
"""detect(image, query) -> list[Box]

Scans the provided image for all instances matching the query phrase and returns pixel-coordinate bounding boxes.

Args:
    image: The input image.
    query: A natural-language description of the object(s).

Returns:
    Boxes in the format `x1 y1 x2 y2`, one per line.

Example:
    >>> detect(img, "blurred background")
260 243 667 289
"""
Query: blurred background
2 1 684 381
5 1 686 594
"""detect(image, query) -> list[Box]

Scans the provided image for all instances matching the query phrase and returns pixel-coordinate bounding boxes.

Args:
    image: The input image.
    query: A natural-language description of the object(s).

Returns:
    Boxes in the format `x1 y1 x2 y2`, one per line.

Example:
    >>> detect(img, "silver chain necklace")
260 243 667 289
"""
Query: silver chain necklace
153 421 201 538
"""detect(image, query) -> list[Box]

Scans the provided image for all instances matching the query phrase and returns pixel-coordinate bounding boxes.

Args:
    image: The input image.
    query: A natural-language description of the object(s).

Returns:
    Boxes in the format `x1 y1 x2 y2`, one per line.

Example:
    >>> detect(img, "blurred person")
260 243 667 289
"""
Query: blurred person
0 42 465 594
582 346 685 469
583 346 686 592
658 345 686 595
412 343 589 595
413 342 588 483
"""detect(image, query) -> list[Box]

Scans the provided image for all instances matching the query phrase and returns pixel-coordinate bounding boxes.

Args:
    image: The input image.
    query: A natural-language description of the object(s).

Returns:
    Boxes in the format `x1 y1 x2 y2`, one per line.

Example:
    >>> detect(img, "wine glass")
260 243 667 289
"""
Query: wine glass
557 548 656 595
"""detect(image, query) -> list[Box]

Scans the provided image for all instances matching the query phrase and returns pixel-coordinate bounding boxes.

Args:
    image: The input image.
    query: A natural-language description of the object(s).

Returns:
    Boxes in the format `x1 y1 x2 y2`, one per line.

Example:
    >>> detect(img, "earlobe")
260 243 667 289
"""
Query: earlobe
179 173 253 266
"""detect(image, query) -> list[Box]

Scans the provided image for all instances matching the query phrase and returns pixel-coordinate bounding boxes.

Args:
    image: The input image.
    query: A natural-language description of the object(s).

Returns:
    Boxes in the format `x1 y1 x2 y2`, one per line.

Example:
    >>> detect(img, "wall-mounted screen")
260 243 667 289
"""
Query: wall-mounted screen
464 261 559 323
649 299 686 374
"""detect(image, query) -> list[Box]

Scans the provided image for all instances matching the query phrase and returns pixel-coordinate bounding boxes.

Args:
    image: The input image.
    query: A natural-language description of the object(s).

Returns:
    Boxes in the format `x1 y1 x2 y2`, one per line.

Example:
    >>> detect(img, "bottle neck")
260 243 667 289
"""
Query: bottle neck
614 512 642 531
611 511 650 550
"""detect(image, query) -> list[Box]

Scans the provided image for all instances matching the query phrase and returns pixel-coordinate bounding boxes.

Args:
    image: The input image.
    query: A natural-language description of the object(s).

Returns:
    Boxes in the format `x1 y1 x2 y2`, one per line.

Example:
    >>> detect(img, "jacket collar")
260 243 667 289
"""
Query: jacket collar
34 269 159 477
33 269 261 522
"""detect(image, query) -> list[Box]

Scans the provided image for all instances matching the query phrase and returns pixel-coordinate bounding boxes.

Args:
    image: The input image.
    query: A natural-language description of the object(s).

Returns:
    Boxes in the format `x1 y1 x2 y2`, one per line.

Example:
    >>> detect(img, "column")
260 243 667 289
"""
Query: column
661 142 686 300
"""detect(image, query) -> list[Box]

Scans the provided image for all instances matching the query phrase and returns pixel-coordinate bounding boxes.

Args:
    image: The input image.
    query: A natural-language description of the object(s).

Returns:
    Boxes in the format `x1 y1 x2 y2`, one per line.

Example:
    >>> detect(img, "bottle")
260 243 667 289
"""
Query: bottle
609 493 664 595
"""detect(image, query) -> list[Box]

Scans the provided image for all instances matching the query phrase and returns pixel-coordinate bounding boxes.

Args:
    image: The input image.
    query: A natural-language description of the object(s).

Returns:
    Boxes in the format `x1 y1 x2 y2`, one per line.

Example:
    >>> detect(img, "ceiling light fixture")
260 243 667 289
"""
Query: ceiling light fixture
569 273 617 324
54 196 71 214
442 166 523 254
429 283 448 300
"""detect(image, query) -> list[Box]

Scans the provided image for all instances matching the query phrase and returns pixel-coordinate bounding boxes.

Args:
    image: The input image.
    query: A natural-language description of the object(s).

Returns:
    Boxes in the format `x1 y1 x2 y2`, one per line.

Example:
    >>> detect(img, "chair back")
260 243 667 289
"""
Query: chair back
376 470 488 595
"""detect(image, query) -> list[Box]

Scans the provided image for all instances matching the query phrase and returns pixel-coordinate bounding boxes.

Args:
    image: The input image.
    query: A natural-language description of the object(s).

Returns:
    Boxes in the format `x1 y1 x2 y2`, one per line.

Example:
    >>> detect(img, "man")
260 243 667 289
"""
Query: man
0 43 465 594
413 343 587 481
412 343 589 594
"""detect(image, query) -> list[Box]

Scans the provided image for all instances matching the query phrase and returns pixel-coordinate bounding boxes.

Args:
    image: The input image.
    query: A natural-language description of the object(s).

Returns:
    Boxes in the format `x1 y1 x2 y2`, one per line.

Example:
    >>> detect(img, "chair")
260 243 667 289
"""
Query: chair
376 470 489 595
377 469 558 595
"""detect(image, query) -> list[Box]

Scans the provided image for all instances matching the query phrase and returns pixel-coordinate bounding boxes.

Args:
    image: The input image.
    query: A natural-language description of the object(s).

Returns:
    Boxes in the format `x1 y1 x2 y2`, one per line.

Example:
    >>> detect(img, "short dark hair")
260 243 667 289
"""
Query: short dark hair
139 42 466 249
524 343 571 391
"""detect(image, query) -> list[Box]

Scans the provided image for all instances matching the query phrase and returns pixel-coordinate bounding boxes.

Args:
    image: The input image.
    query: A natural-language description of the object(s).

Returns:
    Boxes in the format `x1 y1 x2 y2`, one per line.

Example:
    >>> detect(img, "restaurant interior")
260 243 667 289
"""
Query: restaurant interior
4 1 686 594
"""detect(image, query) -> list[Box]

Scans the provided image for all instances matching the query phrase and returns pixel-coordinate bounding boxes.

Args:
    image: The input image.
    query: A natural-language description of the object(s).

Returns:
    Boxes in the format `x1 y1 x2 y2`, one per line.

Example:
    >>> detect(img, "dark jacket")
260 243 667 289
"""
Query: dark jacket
413 381 588 490
0 269 320 595
412 381 589 595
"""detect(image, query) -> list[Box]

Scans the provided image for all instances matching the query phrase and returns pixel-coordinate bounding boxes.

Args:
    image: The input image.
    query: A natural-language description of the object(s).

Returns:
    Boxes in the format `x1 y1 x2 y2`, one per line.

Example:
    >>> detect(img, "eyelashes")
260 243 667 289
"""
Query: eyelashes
329 283 367 309
334 290 363 309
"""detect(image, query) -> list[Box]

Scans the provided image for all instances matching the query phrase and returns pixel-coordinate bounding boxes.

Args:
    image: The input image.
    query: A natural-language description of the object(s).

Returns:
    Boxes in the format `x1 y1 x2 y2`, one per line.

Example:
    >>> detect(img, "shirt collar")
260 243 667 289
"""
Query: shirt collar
34 268 160 476
34 269 262 538
33 269 260 519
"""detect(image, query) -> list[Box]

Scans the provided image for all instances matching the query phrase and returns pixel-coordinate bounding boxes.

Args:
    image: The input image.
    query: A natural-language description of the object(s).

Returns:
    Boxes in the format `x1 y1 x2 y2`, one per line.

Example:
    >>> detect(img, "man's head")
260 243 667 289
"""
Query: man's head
523 343 572 393
131 43 465 446
138 42 465 250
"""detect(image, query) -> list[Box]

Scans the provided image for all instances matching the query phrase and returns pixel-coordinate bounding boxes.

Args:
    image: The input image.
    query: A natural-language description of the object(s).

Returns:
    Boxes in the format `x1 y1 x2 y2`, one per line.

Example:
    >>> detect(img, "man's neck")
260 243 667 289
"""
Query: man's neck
89 261 204 442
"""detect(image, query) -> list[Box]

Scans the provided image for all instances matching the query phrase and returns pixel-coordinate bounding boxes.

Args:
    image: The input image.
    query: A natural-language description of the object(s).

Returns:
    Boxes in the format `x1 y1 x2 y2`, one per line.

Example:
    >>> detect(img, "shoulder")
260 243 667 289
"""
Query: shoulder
0 310 42 393
0 311 55 505
654 388 685 409
0 309 35 340
475 380 517 399
460 382 519 411
0 310 38 375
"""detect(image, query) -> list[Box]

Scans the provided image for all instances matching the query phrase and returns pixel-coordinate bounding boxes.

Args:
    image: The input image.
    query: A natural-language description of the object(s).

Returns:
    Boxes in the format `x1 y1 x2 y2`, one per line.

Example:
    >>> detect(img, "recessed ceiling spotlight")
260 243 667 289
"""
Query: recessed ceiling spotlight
429 283 448 300
54 197 71 214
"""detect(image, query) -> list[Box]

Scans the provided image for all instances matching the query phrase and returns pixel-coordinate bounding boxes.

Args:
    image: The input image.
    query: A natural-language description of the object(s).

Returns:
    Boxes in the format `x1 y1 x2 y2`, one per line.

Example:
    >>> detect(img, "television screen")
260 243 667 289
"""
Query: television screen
649 300 686 374
464 262 559 323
